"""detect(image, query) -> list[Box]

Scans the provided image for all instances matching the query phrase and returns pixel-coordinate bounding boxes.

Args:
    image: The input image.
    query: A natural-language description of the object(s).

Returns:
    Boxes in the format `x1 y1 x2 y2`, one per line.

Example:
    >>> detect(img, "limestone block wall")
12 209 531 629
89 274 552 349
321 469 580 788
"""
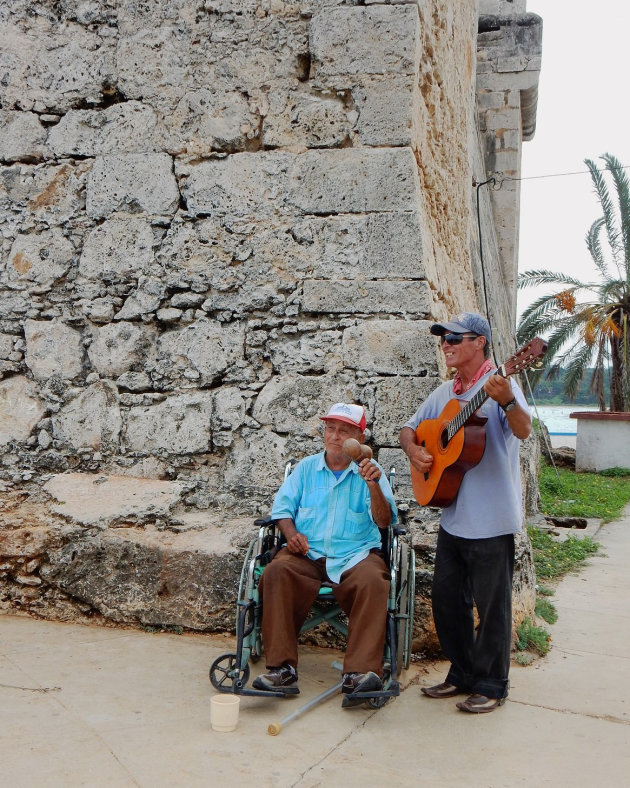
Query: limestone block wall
477 9 542 314
0 0 537 637
0 0 481 510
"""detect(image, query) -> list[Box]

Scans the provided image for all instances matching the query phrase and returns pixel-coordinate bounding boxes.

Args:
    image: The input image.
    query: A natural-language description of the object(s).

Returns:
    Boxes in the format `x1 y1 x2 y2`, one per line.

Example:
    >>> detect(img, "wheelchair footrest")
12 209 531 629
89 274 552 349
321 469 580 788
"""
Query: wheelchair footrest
346 680 400 701
232 686 291 698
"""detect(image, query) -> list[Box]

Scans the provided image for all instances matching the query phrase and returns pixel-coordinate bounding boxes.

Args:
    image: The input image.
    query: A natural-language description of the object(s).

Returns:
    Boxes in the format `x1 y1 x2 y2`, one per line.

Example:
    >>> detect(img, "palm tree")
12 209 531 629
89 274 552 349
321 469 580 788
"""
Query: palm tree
517 152 630 412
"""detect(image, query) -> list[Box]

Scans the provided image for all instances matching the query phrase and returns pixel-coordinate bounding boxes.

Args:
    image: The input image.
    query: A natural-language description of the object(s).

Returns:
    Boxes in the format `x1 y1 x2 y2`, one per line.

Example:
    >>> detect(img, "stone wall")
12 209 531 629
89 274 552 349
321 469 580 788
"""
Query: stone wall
0 1 540 642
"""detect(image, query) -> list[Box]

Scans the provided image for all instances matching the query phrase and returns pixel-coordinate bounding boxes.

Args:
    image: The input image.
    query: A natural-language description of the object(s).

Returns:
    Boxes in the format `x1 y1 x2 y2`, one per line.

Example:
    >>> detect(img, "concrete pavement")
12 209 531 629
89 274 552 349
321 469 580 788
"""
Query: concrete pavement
2 505 629 787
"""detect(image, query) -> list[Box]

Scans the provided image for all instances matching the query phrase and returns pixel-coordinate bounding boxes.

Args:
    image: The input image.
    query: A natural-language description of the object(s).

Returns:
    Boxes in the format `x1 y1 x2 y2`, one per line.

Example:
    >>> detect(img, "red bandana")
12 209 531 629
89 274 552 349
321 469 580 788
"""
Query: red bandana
452 359 496 395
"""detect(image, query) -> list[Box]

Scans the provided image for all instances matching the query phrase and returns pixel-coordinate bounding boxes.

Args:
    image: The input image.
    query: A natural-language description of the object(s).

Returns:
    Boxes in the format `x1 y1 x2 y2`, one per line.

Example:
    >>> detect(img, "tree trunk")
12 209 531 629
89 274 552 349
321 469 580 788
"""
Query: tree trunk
610 337 625 411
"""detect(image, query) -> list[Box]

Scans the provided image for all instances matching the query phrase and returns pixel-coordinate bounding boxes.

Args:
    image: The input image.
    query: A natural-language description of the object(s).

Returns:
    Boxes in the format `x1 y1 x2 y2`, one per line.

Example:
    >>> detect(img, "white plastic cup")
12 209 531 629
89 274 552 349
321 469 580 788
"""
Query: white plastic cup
211 694 240 732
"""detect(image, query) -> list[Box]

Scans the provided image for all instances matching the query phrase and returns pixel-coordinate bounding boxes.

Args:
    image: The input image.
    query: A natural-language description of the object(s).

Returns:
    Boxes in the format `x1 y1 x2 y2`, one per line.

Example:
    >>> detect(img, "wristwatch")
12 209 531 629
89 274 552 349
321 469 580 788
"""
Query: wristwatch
501 397 517 413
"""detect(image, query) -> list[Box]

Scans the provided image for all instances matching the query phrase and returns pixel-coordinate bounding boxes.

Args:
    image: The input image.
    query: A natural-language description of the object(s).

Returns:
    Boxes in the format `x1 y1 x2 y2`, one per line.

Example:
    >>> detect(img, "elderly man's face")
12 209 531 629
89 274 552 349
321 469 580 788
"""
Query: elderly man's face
323 419 364 456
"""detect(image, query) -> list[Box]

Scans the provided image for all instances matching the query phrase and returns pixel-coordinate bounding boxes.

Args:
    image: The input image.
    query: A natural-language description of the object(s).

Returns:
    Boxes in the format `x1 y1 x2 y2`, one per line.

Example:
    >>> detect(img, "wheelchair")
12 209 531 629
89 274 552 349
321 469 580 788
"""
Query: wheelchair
209 463 415 708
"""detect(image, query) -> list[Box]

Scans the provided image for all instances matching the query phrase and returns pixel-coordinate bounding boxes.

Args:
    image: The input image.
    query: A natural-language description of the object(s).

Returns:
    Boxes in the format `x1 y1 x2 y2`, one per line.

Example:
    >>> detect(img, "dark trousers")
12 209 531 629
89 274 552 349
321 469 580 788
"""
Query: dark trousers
432 526 514 699
259 549 390 676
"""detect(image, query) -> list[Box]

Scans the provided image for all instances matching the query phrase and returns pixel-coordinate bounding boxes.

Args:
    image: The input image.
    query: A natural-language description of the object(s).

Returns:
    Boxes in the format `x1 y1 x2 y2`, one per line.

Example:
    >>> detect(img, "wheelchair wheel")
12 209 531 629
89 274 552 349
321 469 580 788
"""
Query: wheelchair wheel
395 543 414 675
209 653 250 692
235 538 263 662
236 538 256 627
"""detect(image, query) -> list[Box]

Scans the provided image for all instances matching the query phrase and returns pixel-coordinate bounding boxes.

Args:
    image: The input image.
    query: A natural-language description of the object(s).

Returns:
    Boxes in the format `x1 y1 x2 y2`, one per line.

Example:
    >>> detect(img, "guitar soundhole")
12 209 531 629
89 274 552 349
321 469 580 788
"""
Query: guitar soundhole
440 428 449 450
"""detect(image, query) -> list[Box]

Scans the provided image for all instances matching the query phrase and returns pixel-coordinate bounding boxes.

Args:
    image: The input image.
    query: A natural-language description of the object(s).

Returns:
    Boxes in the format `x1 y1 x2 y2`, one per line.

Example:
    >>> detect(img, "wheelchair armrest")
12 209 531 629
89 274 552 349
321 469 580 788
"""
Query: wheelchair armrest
379 521 407 540
253 517 286 567
259 546 278 567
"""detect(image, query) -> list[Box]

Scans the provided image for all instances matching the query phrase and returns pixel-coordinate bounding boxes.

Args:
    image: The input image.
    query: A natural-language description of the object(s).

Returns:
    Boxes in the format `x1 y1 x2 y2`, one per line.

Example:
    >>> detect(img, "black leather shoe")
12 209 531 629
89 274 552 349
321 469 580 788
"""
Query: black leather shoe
341 671 382 708
252 664 300 694
421 681 464 699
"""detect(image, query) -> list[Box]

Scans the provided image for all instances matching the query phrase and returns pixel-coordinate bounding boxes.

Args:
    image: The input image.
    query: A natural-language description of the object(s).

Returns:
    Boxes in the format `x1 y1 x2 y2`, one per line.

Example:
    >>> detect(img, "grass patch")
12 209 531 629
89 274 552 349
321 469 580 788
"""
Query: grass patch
516 617 551 656
535 597 558 625
538 462 630 523
528 526 599 580
516 462 623 665
598 466 630 478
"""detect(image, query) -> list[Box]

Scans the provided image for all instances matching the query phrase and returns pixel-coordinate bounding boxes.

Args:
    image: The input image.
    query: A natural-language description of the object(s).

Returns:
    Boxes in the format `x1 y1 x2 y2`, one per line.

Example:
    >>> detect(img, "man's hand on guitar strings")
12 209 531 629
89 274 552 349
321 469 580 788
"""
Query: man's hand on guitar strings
483 373 531 440
407 443 434 473
483 373 514 407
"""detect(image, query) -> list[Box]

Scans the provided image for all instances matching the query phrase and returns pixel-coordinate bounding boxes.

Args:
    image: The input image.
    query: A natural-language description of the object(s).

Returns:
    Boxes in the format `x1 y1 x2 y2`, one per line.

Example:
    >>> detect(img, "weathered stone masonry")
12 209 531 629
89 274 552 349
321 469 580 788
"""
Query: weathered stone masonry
0 0 541 651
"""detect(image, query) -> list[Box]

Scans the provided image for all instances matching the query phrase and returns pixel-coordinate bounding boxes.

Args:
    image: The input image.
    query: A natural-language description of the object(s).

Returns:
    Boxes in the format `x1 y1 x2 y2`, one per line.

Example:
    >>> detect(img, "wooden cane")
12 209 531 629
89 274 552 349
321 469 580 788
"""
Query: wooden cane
267 680 343 735
267 661 345 735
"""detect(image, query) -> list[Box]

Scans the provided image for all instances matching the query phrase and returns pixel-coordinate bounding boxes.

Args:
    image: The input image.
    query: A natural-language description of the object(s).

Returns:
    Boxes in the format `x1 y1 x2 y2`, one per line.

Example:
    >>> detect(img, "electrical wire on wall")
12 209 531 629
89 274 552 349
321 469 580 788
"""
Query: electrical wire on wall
473 175 559 477
474 160 630 475
473 176 498 366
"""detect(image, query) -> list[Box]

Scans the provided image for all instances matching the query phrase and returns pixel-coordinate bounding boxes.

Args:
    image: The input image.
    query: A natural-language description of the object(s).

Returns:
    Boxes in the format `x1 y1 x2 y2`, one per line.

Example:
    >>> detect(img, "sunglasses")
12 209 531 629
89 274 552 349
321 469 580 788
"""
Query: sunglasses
440 333 479 345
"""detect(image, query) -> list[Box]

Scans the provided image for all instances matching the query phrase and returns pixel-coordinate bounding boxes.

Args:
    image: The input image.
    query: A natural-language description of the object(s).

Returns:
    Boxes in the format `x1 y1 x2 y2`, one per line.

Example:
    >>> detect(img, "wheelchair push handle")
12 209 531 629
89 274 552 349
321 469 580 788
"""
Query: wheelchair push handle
342 438 373 462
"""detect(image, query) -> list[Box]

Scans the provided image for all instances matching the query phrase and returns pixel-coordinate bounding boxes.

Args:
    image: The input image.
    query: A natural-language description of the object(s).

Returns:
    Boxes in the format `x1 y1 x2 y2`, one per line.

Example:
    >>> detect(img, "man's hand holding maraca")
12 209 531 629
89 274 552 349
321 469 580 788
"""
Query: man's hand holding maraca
342 437 381 485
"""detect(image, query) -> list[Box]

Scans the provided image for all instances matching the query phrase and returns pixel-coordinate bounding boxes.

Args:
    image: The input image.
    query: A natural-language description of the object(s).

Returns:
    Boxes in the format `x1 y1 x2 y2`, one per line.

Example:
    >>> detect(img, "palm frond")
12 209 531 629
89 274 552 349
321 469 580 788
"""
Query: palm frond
518 303 586 348
517 269 593 290
543 361 564 381
519 154 630 410
563 342 596 400
535 318 586 366
586 157 621 264
585 217 609 278
597 278 625 304
601 153 630 278
517 294 567 342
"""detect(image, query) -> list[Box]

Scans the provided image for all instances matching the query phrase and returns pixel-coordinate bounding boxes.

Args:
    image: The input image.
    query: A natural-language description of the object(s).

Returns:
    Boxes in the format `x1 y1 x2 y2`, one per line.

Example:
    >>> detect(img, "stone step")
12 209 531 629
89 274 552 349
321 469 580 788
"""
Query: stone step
0 473 255 632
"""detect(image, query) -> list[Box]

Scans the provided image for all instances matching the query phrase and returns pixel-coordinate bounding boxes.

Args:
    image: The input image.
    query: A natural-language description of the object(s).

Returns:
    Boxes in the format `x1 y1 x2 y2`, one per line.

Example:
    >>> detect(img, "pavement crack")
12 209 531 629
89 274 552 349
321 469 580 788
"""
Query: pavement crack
290 709 380 787
0 682 61 693
510 698 630 725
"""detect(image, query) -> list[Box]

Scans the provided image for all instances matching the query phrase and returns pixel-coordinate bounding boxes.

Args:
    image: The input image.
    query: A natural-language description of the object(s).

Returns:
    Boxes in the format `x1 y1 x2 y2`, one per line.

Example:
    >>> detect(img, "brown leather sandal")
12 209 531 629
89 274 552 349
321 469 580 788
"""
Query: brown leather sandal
421 681 463 699
456 693 506 713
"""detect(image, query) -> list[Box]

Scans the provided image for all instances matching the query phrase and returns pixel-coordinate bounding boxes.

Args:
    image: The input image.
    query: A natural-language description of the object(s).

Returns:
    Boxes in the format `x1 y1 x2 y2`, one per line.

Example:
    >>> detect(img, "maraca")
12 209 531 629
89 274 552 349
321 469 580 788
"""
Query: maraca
342 438 373 462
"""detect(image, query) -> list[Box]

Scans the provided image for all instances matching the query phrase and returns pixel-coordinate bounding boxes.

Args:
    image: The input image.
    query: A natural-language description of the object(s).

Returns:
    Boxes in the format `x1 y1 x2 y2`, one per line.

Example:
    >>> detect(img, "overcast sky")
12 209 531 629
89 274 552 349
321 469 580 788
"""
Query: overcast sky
517 0 630 320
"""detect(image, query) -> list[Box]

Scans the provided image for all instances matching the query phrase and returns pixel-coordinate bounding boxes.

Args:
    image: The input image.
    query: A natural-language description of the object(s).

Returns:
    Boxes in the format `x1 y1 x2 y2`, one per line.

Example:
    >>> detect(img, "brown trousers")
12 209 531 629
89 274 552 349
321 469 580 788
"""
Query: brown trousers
259 548 390 676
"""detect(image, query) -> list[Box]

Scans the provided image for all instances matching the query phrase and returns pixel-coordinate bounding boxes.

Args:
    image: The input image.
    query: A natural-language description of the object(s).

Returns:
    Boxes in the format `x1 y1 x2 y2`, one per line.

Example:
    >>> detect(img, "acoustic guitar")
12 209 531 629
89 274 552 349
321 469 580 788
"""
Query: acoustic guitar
410 337 547 507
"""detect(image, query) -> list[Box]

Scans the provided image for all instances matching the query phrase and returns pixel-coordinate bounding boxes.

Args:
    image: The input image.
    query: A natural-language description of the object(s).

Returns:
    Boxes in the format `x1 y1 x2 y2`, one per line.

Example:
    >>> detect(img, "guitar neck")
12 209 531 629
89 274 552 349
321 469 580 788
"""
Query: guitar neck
446 365 506 441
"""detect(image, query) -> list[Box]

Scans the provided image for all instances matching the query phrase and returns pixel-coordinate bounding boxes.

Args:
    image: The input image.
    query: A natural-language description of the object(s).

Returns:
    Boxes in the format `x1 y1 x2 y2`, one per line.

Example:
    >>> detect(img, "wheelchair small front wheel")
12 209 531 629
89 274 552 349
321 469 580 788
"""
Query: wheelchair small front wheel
209 653 250 691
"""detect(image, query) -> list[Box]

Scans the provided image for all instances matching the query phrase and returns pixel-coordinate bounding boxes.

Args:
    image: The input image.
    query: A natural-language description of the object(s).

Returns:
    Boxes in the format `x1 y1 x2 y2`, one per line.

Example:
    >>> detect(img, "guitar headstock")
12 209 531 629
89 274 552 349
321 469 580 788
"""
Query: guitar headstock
501 337 548 377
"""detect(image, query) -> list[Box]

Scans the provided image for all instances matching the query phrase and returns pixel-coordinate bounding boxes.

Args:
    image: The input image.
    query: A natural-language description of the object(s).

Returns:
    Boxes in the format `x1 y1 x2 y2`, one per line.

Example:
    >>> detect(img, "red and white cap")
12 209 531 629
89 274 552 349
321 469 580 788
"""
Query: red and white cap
320 403 367 431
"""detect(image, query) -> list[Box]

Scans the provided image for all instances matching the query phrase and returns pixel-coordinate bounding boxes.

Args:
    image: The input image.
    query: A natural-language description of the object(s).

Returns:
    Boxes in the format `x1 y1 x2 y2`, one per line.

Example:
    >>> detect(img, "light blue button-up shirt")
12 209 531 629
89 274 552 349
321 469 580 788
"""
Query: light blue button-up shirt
270 452 398 583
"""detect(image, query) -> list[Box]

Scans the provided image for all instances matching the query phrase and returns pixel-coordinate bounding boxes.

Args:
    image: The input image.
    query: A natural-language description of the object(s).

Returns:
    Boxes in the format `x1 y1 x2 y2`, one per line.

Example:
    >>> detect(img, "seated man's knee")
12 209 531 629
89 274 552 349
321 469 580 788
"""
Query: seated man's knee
262 548 303 586
261 553 286 585
354 560 389 595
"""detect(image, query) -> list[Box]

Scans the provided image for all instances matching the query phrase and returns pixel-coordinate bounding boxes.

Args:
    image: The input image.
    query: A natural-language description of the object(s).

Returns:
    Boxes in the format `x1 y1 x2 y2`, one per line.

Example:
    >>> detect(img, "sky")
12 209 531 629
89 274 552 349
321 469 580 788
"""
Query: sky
517 0 630 320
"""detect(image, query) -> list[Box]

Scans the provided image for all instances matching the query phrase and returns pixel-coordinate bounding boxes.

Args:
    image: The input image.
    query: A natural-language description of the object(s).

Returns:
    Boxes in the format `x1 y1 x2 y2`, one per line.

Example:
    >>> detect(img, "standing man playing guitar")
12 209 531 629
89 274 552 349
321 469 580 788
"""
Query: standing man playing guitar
400 312 531 713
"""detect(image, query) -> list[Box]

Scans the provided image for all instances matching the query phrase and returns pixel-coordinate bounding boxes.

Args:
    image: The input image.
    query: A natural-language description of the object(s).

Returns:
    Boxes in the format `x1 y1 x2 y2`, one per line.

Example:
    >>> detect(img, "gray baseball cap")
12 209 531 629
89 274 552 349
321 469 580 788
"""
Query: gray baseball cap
430 312 492 343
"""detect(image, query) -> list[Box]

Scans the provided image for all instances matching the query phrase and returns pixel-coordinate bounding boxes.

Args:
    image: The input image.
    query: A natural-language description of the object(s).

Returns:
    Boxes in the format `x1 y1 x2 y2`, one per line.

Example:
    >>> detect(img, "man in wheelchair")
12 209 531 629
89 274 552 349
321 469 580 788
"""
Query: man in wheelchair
252 403 398 708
